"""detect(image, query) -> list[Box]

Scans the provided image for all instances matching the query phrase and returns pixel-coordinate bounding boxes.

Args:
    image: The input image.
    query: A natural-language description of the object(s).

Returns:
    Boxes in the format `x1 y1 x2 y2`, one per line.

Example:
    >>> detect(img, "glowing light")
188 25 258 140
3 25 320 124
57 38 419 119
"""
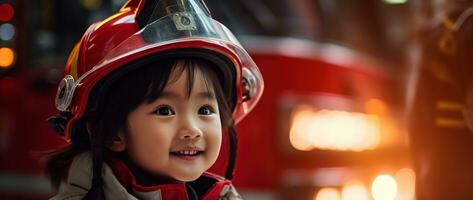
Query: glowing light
289 107 381 152
365 98 387 115
0 4 14 21
0 48 15 68
0 23 15 41
372 174 398 200
80 0 102 10
314 188 341 200
395 168 416 200
341 180 369 200
289 108 316 151
382 0 408 4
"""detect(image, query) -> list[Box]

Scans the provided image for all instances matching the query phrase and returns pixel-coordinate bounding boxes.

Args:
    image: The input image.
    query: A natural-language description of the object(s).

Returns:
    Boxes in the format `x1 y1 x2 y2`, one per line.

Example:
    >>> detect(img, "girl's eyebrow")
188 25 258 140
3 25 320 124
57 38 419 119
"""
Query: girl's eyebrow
196 91 216 100
160 91 181 100
159 91 216 100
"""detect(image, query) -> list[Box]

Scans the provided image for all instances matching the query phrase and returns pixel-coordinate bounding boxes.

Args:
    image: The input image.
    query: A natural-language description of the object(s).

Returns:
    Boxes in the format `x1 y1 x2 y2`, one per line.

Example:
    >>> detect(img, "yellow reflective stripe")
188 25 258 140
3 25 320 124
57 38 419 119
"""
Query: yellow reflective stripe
443 18 455 30
436 100 464 112
427 60 454 84
435 117 466 128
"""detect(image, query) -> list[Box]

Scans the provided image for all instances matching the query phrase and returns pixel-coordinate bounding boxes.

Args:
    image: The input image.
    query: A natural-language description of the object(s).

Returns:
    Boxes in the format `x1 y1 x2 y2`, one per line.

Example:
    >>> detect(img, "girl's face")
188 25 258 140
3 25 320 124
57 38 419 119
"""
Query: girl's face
125 66 222 181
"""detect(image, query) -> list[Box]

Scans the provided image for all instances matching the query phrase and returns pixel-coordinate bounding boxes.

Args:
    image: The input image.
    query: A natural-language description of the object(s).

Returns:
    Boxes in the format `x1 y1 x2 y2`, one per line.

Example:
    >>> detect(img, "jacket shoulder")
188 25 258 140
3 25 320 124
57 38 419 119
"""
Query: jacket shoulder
49 153 137 200
200 172 243 200
49 182 88 200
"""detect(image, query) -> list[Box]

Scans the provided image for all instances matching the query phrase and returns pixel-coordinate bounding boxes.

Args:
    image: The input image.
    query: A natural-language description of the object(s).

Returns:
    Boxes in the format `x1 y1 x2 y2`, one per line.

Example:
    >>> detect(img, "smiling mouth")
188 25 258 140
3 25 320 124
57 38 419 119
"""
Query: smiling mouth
170 150 204 157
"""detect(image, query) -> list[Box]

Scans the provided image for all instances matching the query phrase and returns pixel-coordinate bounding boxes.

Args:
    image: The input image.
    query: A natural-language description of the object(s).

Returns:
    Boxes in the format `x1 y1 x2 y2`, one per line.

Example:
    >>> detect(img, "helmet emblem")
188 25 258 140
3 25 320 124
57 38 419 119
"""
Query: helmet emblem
172 12 197 31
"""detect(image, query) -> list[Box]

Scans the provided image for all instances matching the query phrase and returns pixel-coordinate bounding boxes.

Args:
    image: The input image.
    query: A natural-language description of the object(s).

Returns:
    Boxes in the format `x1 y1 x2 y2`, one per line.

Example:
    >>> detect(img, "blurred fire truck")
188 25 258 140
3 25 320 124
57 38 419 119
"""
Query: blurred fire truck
0 0 414 200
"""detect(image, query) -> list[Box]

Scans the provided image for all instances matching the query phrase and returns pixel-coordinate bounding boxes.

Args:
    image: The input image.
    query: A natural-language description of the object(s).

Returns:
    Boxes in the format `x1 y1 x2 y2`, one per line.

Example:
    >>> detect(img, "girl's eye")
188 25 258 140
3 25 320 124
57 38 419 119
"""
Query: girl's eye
155 106 175 116
198 105 215 115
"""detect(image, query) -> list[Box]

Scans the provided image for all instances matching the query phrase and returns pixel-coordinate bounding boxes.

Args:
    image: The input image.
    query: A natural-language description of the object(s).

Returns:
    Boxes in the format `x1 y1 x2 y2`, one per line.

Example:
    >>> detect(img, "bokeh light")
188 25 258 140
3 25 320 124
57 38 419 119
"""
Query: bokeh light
372 174 398 200
80 0 102 10
395 168 416 200
0 47 15 68
314 188 341 200
0 23 15 41
0 3 14 21
365 98 388 116
382 0 408 4
341 180 369 200
290 107 381 152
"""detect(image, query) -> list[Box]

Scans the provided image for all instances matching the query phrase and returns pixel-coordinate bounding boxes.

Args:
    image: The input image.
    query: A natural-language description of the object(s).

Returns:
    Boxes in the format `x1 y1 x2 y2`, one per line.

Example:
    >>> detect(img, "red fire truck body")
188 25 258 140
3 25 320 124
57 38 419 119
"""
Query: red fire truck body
233 37 408 199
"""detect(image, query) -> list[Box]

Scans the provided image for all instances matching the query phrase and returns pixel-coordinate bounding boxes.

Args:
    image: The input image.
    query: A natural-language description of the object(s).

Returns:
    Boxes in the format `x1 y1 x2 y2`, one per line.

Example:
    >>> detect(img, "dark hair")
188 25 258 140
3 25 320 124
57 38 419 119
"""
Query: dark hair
44 57 237 195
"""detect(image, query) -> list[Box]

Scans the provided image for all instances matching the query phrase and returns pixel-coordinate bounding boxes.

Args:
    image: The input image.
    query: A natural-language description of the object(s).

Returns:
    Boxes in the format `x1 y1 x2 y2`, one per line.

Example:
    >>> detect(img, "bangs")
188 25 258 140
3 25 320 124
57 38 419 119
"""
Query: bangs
143 58 233 126
144 59 215 102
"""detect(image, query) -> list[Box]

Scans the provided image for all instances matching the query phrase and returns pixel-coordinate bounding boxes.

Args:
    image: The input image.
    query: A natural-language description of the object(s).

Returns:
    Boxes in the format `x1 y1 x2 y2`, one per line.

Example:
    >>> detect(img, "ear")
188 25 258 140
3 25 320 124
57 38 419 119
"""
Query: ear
86 121 127 152
109 131 127 152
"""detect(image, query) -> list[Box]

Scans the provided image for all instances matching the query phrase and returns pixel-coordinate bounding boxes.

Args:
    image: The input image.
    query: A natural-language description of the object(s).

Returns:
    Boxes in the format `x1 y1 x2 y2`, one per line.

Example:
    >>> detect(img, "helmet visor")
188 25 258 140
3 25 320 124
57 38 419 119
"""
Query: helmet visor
81 0 263 123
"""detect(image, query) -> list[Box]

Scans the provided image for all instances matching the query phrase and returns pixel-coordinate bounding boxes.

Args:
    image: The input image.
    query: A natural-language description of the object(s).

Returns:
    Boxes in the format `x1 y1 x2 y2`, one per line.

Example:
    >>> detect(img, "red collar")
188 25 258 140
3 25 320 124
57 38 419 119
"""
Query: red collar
106 157 185 190
106 157 232 200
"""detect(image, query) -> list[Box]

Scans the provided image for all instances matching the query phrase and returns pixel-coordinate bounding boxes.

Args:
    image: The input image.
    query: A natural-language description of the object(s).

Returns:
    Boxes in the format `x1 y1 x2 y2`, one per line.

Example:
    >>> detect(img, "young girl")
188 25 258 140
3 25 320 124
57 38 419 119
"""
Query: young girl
45 0 263 199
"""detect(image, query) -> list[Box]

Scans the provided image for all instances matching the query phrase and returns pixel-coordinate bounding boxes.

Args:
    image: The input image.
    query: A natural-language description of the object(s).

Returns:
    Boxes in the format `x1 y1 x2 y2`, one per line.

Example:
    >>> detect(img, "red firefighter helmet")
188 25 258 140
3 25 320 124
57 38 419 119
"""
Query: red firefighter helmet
51 0 263 140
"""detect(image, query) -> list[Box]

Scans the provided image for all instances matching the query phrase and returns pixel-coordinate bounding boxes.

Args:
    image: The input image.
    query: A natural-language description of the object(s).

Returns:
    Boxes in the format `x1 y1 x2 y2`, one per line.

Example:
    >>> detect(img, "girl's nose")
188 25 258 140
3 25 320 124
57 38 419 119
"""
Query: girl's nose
178 118 203 140
179 128 202 140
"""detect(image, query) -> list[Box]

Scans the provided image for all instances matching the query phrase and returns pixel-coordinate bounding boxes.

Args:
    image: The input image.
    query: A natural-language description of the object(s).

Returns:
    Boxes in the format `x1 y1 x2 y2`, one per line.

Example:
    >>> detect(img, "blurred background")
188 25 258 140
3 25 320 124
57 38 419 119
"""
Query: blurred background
0 0 472 199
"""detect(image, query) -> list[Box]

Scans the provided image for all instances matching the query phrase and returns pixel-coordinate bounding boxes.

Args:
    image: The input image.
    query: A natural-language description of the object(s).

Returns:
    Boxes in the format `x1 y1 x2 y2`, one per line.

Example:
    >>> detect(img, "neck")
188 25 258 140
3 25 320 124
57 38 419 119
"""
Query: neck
113 152 180 186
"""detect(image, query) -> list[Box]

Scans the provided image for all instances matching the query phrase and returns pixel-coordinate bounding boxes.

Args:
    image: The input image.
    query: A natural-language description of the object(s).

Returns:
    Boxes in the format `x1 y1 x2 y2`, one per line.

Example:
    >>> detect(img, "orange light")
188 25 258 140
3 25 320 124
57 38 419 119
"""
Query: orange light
0 48 15 68
395 168 416 200
372 174 398 200
80 0 102 10
365 98 387 115
341 180 369 200
314 188 341 200
289 106 381 152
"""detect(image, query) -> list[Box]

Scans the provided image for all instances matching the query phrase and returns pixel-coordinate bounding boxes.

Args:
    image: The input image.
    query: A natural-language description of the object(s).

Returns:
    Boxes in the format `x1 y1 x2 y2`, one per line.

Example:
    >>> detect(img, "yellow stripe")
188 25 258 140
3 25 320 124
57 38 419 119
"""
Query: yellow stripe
94 12 124 31
436 101 464 111
435 117 466 128
69 44 80 79
443 18 455 30
70 53 78 79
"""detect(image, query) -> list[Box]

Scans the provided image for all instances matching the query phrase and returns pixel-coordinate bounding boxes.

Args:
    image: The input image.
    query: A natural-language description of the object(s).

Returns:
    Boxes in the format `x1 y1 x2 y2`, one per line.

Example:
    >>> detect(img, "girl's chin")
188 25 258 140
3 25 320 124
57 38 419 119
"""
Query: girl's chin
172 173 203 182
169 168 207 182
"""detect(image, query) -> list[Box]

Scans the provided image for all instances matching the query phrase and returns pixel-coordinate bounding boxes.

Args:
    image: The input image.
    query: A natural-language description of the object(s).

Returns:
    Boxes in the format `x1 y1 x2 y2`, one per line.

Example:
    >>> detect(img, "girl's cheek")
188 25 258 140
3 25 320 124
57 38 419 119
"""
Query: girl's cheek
210 128 223 142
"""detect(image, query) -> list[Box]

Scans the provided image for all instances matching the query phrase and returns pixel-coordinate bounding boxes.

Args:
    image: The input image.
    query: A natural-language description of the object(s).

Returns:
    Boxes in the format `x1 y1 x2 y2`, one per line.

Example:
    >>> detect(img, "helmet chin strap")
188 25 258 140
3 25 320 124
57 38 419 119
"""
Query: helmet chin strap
225 123 238 180
83 124 106 200
47 112 72 136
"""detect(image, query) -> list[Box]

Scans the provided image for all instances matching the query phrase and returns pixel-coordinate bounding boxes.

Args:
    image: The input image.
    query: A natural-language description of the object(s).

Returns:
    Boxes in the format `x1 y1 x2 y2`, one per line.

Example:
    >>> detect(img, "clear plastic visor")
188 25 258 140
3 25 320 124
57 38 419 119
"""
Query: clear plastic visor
96 12 244 66
81 1 264 123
